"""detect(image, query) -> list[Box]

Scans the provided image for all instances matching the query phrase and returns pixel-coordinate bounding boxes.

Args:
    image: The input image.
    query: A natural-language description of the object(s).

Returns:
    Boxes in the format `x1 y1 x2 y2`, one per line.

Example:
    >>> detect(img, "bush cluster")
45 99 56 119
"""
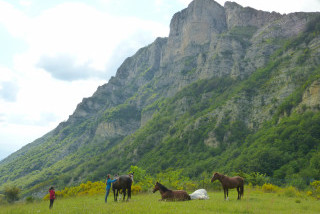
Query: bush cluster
262 183 279 193
43 181 105 199
309 180 320 199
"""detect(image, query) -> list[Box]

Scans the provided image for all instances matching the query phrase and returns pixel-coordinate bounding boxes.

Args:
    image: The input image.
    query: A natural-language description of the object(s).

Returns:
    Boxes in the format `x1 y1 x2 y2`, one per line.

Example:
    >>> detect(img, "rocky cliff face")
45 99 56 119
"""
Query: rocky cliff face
224 2 282 29
67 0 317 125
1 0 319 195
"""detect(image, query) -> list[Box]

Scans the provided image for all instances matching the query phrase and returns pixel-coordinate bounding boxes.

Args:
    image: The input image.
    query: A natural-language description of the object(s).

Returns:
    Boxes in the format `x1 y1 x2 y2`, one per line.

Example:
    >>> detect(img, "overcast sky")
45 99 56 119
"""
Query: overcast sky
1 0 320 161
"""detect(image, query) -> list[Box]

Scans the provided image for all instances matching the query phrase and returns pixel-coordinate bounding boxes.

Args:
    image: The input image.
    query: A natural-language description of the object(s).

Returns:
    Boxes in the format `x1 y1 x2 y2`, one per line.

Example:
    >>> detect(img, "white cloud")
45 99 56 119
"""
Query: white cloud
0 1 30 37
2 2 168 79
37 54 105 81
176 0 192 6
0 1 169 160
0 66 19 102
19 0 32 7
0 81 19 102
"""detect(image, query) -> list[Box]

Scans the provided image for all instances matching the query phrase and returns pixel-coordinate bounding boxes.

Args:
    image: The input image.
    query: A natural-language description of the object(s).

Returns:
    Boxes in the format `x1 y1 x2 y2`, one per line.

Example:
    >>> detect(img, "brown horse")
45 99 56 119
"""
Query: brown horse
152 182 191 201
211 172 244 200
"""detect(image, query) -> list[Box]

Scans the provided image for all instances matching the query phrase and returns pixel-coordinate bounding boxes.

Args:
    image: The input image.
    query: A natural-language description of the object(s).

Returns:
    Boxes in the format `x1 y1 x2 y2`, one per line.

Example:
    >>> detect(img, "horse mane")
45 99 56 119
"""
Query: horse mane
157 182 170 192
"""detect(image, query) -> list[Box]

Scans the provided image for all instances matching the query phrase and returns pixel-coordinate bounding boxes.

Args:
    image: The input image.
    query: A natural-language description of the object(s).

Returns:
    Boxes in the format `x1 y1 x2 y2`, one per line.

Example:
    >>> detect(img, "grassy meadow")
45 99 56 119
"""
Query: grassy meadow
1 187 319 214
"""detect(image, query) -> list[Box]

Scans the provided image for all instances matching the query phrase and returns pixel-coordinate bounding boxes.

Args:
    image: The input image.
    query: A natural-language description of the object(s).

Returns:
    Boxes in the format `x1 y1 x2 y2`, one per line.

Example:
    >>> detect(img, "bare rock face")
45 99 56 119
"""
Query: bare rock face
224 1 282 29
300 80 320 109
95 120 140 138
253 12 316 42
165 0 227 61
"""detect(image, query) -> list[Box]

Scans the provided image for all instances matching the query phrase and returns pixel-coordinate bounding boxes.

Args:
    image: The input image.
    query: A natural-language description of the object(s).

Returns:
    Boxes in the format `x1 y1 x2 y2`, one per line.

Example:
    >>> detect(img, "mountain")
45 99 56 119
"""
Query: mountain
1 0 320 195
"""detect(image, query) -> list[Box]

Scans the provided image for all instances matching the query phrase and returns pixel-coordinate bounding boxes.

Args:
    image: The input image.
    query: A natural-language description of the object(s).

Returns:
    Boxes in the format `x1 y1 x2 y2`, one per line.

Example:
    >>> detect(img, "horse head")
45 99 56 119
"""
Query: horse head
211 172 220 182
152 182 160 193
129 172 134 182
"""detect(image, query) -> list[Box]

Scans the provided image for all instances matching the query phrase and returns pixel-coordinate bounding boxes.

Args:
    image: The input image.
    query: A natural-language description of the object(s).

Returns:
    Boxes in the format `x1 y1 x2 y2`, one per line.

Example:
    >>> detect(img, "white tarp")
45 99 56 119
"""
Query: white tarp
189 189 209 200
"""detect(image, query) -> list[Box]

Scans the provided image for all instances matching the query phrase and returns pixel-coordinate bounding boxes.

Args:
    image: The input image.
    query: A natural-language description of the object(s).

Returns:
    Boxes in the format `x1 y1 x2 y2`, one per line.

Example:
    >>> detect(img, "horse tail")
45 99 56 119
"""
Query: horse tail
240 185 244 197
241 177 244 197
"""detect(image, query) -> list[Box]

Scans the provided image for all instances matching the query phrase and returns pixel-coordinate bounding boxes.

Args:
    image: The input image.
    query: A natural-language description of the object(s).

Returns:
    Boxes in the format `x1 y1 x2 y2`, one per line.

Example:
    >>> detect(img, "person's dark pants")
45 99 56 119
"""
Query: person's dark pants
49 199 54 209
105 188 110 203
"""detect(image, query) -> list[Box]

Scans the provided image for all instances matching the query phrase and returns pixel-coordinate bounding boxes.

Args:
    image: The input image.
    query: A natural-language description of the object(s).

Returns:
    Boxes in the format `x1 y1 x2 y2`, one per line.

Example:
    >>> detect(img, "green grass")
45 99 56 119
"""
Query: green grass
1 189 319 214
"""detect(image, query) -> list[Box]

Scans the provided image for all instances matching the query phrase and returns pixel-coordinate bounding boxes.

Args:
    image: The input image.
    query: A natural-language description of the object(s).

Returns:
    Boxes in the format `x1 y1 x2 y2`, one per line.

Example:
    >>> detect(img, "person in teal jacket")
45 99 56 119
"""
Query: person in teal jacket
105 174 117 203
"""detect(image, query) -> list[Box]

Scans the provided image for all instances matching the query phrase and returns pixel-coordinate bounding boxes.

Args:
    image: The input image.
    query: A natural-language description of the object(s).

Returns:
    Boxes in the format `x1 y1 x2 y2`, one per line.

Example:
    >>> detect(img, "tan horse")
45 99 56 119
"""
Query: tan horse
152 182 191 201
211 172 244 200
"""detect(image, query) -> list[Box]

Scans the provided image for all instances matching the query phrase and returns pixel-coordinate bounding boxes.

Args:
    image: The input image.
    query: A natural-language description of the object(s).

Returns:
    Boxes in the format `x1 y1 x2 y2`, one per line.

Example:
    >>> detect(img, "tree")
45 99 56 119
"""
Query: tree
5 186 20 203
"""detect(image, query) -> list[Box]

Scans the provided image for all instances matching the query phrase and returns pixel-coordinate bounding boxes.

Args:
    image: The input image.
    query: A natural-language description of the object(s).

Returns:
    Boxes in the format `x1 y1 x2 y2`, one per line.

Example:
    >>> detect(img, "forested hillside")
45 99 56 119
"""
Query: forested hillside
0 0 320 196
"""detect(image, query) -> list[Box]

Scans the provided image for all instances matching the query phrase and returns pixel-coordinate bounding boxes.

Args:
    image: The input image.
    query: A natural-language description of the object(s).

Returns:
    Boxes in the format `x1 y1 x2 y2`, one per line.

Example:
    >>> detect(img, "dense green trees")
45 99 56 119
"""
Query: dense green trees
227 111 320 188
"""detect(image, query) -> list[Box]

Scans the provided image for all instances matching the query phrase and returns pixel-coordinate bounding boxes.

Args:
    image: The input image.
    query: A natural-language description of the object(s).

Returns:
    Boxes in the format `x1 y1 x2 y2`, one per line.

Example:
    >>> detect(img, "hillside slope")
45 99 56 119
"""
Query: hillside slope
1 0 320 195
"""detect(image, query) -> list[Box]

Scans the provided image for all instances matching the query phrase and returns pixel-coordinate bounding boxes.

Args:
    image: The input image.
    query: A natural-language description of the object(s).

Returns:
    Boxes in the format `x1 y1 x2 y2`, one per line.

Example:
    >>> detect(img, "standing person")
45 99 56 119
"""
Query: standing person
49 186 55 209
105 174 117 203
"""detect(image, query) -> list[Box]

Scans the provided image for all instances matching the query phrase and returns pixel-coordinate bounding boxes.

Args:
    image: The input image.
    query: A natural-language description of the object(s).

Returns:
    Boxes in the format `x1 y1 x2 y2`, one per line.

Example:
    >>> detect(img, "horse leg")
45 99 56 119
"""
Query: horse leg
128 187 131 200
240 185 244 199
237 187 240 200
223 188 226 200
117 189 119 201
226 188 229 200
123 188 126 201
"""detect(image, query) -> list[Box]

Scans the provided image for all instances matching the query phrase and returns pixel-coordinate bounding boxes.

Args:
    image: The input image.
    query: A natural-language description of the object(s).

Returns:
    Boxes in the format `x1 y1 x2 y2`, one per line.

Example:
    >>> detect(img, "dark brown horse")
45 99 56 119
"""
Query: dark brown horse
152 182 191 201
112 173 134 201
211 172 244 200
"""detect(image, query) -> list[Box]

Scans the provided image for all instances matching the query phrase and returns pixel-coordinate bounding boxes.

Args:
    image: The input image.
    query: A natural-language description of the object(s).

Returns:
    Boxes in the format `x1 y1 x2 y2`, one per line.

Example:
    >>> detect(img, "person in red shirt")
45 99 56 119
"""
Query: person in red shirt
49 186 55 209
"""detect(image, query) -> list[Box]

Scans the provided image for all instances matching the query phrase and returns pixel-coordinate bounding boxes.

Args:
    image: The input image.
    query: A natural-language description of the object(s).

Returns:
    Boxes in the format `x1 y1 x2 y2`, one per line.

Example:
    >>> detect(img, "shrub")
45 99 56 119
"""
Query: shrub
4 186 20 203
131 185 142 195
283 186 299 197
25 196 34 203
237 172 268 186
130 165 154 191
262 183 279 193
0 193 5 204
309 180 320 199
306 191 312 197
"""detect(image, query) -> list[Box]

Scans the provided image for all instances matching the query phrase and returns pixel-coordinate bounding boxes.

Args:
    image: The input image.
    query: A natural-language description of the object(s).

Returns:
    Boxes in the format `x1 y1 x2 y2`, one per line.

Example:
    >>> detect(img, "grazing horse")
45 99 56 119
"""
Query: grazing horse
112 172 134 201
211 172 244 200
152 182 191 201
